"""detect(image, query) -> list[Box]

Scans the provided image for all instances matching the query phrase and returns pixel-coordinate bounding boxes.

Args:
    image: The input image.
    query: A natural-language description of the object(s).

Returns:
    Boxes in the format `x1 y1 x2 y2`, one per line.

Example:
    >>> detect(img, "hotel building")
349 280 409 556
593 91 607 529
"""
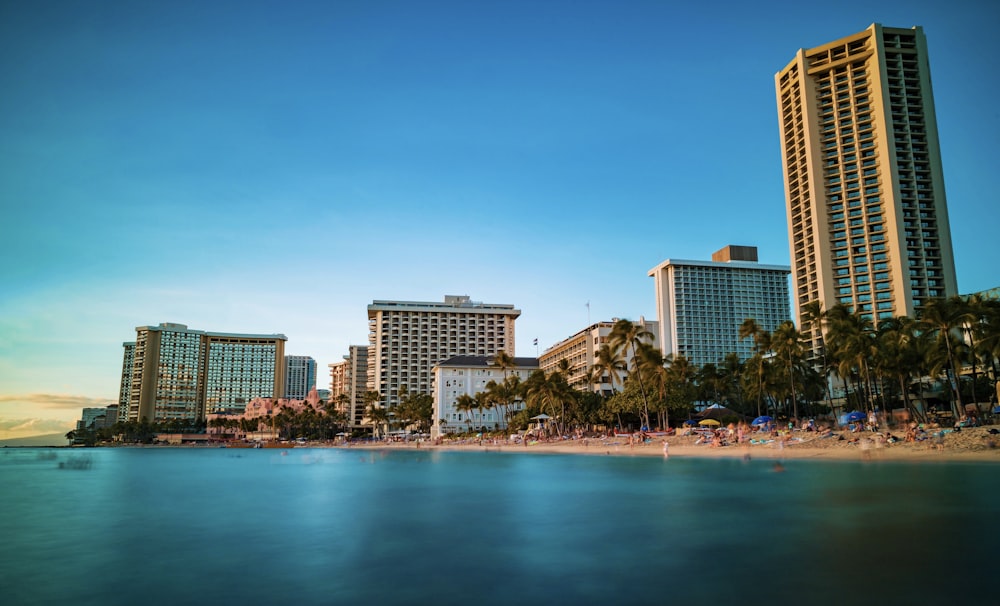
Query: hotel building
118 341 135 422
648 245 790 366
329 345 370 429
122 322 286 423
776 24 958 354
284 355 317 400
432 355 538 437
367 296 520 408
539 319 659 393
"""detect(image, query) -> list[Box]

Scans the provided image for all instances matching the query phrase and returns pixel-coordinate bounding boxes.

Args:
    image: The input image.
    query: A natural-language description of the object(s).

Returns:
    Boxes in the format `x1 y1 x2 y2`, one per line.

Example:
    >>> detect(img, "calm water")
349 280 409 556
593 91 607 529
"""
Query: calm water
2 447 997 605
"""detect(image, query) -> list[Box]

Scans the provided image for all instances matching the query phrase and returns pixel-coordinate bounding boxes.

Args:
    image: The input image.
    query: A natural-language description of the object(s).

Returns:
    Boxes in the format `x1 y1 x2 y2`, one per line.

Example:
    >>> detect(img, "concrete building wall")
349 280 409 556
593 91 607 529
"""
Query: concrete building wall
367 296 520 409
776 24 958 355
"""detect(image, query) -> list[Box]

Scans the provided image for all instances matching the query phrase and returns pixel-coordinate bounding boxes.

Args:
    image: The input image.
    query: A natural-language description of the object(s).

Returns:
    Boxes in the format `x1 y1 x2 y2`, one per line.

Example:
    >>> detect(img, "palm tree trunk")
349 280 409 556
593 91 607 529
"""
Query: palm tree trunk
630 344 652 430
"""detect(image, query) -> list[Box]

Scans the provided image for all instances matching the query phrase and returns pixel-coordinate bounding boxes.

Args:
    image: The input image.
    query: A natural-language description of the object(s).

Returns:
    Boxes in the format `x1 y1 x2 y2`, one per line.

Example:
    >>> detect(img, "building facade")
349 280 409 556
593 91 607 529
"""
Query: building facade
432 355 538 437
539 319 659 393
284 355 317 400
648 246 791 366
122 322 286 423
776 24 958 355
118 342 135 422
367 296 520 408
329 345 369 429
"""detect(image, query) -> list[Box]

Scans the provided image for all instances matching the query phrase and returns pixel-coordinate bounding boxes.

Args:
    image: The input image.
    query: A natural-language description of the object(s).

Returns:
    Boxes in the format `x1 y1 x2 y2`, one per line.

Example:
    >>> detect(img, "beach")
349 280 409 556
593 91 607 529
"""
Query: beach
342 425 1000 463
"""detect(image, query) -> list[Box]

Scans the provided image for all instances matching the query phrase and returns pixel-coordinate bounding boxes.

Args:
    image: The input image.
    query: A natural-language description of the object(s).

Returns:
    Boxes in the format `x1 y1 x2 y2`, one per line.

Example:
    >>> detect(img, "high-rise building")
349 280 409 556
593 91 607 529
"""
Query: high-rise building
539 319 658 393
367 295 520 408
776 24 958 354
648 245 791 366
123 322 286 423
284 355 317 400
118 341 135 422
329 345 369 429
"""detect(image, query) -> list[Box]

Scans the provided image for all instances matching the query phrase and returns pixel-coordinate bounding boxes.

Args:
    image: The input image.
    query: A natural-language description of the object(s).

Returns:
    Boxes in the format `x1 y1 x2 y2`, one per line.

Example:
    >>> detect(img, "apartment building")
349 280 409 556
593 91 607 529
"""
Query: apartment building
538 319 659 393
776 24 958 355
649 246 790 366
122 322 286 423
367 296 520 408
329 344 369 429
284 355 317 400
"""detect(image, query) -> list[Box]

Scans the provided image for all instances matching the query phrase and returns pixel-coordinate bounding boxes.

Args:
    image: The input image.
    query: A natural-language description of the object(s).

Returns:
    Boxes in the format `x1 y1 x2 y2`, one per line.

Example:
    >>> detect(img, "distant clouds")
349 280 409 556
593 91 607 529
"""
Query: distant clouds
0 417 75 440
0 393 115 410
0 417 74 433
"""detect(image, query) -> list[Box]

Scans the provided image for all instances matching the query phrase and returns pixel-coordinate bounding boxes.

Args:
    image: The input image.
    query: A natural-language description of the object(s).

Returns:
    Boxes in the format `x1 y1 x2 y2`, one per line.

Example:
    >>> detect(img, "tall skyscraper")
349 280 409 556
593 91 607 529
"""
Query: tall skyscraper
776 24 958 352
123 323 286 423
648 245 790 366
367 295 519 408
284 355 317 400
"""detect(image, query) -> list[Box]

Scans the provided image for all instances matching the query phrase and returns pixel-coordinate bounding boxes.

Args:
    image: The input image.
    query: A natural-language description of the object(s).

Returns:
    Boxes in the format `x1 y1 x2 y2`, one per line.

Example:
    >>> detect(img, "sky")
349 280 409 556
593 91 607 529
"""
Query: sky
1 0 997 440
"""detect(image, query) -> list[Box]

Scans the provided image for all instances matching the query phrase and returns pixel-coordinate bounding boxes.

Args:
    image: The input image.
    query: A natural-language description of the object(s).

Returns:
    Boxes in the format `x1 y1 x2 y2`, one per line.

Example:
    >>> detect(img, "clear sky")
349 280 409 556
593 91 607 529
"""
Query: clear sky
1 0 997 440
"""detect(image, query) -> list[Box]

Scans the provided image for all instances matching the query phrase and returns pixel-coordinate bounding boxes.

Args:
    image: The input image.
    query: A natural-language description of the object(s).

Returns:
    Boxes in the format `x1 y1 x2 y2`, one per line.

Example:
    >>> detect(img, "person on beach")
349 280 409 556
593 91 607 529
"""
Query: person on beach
662 441 669 458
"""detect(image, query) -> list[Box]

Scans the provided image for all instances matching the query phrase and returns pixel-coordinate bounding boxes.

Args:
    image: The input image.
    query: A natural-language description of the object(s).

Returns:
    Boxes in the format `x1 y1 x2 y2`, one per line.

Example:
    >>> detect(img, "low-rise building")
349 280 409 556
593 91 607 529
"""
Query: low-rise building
539 318 658 394
432 355 538 437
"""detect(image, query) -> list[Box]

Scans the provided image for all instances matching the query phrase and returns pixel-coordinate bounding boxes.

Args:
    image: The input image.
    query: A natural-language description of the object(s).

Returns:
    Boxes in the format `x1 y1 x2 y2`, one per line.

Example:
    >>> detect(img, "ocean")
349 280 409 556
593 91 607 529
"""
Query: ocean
2 447 997 605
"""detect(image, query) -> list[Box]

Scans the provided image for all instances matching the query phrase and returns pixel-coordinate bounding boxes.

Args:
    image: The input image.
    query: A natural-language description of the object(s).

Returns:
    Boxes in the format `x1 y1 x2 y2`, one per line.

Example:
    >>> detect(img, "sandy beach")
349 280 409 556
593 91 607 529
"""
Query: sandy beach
340 426 1000 463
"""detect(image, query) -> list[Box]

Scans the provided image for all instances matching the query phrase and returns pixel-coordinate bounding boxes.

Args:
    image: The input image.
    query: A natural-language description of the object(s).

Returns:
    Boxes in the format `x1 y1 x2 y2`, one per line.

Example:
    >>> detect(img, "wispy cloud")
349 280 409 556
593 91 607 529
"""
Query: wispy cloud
0 417 75 434
0 393 115 410
0 416 76 441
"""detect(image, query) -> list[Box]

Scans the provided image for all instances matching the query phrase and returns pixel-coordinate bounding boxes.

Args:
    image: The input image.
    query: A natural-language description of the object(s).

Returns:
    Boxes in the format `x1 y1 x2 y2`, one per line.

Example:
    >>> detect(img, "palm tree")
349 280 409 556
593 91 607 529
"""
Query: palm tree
635 343 670 429
663 354 697 423
771 320 805 422
801 301 837 415
972 297 1000 398
526 369 575 436
919 296 966 417
454 393 476 434
825 305 877 412
493 351 515 381
362 390 383 438
609 319 654 430
739 318 771 417
591 343 626 396
959 294 997 417
874 316 923 423
721 352 746 415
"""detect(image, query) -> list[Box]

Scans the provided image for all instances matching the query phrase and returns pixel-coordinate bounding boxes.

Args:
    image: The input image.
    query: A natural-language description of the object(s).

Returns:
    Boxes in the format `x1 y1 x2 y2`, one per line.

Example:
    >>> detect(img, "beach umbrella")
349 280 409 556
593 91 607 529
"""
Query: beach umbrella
698 419 721 426
530 414 551 420
683 419 697 426
751 416 773 426
845 411 866 422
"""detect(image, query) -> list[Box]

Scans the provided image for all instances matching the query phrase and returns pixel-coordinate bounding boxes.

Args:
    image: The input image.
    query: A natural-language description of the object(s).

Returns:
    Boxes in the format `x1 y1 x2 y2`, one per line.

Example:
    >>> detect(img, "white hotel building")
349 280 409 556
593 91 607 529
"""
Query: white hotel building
648 245 791 367
432 355 538 437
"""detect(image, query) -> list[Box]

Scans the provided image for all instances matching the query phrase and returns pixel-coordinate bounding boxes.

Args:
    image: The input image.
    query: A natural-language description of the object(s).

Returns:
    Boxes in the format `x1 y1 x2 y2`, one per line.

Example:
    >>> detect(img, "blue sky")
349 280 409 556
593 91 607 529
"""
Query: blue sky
1 0 997 439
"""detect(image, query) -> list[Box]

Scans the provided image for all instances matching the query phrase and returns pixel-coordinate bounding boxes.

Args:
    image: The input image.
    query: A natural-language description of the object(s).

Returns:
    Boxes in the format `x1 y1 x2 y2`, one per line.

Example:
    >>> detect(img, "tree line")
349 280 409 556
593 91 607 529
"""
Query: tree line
413 296 1000 436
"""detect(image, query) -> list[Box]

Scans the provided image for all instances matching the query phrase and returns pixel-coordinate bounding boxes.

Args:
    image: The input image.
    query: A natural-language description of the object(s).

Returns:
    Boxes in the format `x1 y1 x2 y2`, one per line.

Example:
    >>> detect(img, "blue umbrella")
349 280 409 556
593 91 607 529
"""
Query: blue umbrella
845 411 866 422
683 419 697 426
751 416 773 426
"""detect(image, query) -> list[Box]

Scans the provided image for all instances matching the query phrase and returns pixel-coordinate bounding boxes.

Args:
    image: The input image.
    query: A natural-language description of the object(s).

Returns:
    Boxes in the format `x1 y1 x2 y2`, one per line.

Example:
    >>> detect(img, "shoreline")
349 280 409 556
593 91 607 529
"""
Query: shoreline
336 426 1000 463
35 426 1000 464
